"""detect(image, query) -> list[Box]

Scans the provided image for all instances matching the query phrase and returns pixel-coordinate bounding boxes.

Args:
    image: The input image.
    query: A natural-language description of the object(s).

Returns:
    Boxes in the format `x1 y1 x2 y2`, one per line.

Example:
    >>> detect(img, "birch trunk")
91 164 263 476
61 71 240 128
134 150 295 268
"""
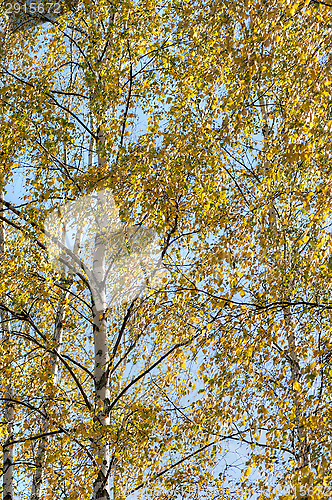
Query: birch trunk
2 383 13 500
30 280 70 500
92 302 110 500
0 191 14 500
284 307 309 470
92 146 111 499
258 90 309 473
30 224 81 499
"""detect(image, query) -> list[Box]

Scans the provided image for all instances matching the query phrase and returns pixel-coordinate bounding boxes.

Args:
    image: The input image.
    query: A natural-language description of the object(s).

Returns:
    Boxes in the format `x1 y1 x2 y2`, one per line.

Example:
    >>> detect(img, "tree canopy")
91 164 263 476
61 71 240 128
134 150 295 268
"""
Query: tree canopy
1 0 332 499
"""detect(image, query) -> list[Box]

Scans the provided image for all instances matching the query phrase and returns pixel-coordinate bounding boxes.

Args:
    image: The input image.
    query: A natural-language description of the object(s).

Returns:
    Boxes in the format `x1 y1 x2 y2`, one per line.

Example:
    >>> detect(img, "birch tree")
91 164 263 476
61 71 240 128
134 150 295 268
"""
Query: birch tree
0 191 13 500
1 0 332 499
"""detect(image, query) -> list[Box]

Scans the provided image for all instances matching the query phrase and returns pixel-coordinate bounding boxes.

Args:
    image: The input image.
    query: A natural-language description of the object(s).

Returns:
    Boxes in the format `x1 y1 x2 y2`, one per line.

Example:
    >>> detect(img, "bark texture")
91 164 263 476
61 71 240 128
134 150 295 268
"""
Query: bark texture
1 191 14 500
259 90 310 487
30 281 70 500
285 307 310 470
92 187 111 500
30 220 80 499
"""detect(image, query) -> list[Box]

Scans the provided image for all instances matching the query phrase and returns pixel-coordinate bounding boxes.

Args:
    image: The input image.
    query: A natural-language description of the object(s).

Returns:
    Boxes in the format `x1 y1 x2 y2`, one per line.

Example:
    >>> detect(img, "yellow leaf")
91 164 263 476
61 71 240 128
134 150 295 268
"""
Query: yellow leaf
244 466 252 477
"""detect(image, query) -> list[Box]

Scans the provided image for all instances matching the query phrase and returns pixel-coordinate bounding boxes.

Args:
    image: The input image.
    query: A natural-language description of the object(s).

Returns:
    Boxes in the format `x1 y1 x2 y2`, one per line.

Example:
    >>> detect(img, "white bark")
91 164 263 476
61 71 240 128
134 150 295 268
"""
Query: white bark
0 191 14 500
92 186 111 500
285 307 310 469
30 282 70 500
2 385 13 500
30 225 81 499
258 91 309 469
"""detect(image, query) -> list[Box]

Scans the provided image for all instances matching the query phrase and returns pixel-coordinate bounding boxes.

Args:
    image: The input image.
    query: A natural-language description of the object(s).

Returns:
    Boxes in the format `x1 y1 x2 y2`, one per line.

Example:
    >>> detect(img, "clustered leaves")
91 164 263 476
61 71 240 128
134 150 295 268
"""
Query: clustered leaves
1 0 332 499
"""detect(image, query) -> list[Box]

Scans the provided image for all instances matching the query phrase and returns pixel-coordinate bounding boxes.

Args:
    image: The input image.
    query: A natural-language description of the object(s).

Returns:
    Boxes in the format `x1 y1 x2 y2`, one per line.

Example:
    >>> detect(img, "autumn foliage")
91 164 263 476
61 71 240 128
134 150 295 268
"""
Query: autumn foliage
1 0 332 499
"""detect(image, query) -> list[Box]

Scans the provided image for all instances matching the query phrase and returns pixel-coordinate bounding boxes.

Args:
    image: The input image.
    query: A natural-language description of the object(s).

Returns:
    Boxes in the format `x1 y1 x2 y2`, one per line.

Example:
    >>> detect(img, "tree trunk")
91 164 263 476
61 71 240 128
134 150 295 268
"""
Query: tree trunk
2 384 13 500
30 221 80 499
92 184 111 500
30 280 70 500
258 89 309 476
0 191 14 500
285 306 309 470
92 305 110 500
